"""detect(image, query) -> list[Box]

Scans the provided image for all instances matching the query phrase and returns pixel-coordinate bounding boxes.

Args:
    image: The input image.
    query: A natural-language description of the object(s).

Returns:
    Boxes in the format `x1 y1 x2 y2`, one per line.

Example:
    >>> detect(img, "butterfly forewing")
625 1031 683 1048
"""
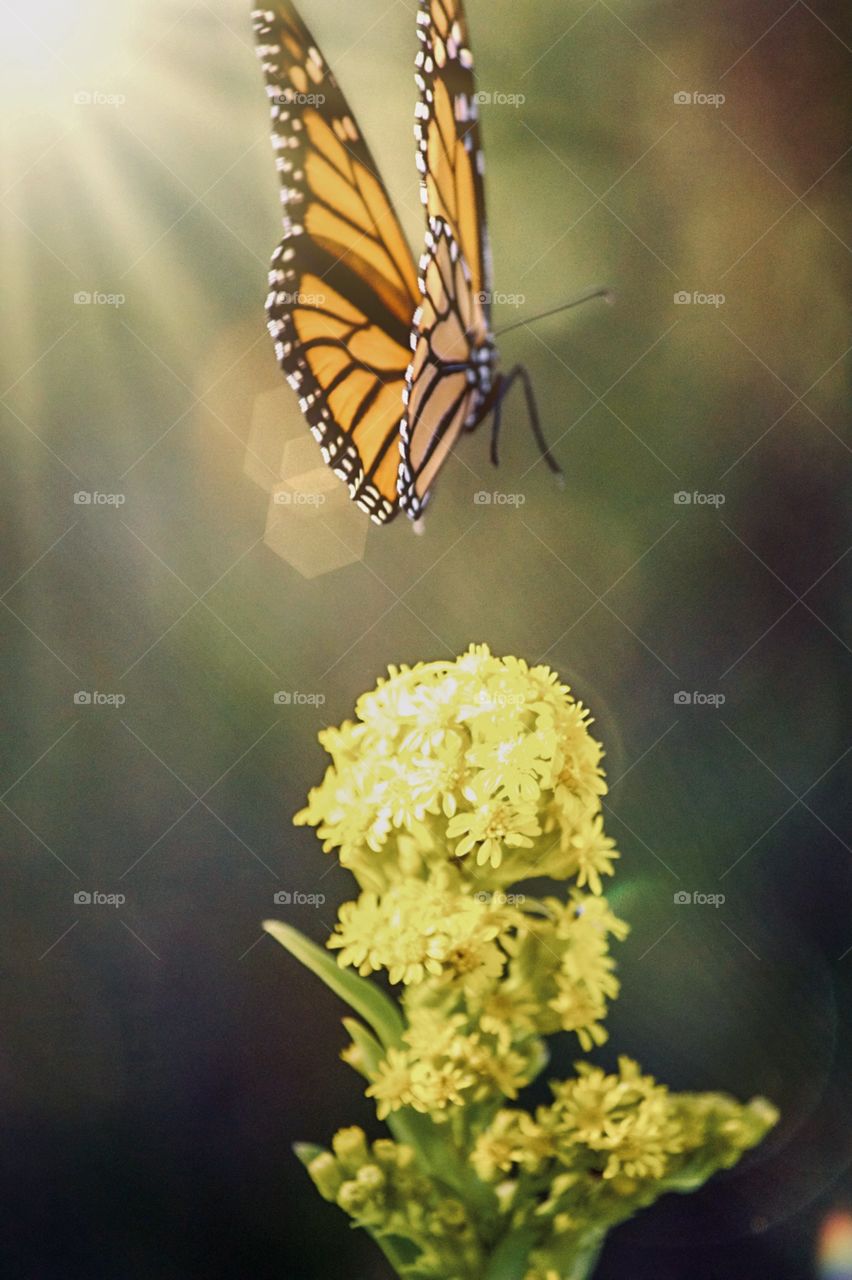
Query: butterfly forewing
252 3 420 523
414 0 493 306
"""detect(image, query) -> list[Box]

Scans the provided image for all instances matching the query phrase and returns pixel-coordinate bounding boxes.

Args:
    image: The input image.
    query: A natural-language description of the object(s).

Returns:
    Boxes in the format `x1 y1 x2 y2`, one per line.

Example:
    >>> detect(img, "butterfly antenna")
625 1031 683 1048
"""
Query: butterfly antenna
495 286 615 338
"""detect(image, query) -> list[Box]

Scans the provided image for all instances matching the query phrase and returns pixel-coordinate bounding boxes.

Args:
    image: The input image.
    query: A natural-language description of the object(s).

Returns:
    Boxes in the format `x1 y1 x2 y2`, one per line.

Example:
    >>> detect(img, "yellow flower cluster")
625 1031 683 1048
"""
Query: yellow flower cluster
365 1007 541 1120
328 867 520 989
295 645 611 890
276 647 778 1280
469 1058 778 1280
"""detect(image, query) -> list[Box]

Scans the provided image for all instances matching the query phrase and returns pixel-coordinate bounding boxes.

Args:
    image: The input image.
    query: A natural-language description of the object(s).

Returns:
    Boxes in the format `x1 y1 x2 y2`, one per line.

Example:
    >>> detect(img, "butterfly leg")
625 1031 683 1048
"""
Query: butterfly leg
490 365 563 477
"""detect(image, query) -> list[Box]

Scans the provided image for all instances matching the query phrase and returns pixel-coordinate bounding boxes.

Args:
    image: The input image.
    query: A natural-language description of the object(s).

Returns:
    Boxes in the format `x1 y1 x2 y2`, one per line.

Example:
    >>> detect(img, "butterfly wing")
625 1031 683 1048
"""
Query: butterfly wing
252 3 420 523
398 0 497 520
398 217 493 520
414 0 492 306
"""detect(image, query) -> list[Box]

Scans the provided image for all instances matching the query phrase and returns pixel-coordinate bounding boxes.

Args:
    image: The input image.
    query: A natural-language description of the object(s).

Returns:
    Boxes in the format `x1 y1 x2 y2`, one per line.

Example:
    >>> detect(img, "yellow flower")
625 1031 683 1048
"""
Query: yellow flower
549 984 608 1051
410 1059 474 1112
365 1048 416 1119
447 779 542 868
478 987 541 1043
402 1009 469 1060
471 1111 522 1180
567 815 619 894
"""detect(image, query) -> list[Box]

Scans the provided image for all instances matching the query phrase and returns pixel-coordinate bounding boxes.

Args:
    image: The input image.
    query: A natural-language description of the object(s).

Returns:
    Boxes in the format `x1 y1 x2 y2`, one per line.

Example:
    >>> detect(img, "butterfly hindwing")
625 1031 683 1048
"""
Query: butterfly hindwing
398 216 495 520
252 3 420 523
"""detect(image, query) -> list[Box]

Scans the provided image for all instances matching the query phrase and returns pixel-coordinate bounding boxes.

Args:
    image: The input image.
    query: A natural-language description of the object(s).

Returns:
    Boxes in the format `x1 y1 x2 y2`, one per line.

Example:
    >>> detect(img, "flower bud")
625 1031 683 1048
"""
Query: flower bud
332 1126 369 1173
306 1152 343 1202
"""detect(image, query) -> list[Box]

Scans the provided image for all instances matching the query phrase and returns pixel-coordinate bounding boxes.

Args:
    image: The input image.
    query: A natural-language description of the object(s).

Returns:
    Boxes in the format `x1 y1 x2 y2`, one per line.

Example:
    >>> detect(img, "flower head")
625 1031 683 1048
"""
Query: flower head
296 645 614 892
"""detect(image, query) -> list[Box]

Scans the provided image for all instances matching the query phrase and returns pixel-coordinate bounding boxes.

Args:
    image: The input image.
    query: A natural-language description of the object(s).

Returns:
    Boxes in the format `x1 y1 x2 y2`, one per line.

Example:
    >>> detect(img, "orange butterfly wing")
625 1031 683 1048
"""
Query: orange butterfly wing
414 0 492 302
252 3 420 523
398 0 497 519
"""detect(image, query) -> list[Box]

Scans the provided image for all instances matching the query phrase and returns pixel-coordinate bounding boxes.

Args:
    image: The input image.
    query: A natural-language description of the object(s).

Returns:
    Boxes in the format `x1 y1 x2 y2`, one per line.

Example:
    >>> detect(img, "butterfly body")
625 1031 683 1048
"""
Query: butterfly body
252 1 547 524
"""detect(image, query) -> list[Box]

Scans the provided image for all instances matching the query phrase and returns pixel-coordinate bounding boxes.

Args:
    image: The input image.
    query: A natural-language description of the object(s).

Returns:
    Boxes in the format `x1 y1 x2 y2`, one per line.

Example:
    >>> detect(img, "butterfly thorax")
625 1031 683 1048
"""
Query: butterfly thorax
462 331 498 428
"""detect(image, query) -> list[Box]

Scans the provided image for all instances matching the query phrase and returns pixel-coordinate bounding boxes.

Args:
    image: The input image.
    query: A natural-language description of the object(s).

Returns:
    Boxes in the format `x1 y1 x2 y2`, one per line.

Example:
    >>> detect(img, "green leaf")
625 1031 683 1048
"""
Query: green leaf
341 1016 384 1079
263 919 405 1048
293 1142 325 1168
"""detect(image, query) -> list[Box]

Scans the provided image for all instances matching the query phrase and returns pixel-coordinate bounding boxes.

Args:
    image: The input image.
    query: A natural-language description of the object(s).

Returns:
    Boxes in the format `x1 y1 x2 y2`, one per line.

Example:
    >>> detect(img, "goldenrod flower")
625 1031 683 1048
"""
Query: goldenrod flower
272 646 778 1280
365 1048 416 1119
446 778 542 868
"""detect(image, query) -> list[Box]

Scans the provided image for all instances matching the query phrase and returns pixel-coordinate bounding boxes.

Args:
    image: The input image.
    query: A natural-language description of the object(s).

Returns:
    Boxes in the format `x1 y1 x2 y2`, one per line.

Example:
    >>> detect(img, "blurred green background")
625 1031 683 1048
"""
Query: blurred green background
1 0 850 1276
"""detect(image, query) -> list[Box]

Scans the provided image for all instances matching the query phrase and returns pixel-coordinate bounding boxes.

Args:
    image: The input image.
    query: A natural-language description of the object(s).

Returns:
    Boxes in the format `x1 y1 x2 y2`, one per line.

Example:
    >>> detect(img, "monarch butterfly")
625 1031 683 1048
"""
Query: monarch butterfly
252 1 606 524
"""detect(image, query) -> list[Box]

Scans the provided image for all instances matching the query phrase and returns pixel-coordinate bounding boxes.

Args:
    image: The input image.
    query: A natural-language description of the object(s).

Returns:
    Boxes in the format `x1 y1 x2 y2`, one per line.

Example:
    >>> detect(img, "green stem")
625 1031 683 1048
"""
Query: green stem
568 1238 604 1280
483 1229 538 1280
372 1231 414 1276
483 1229 604 1280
